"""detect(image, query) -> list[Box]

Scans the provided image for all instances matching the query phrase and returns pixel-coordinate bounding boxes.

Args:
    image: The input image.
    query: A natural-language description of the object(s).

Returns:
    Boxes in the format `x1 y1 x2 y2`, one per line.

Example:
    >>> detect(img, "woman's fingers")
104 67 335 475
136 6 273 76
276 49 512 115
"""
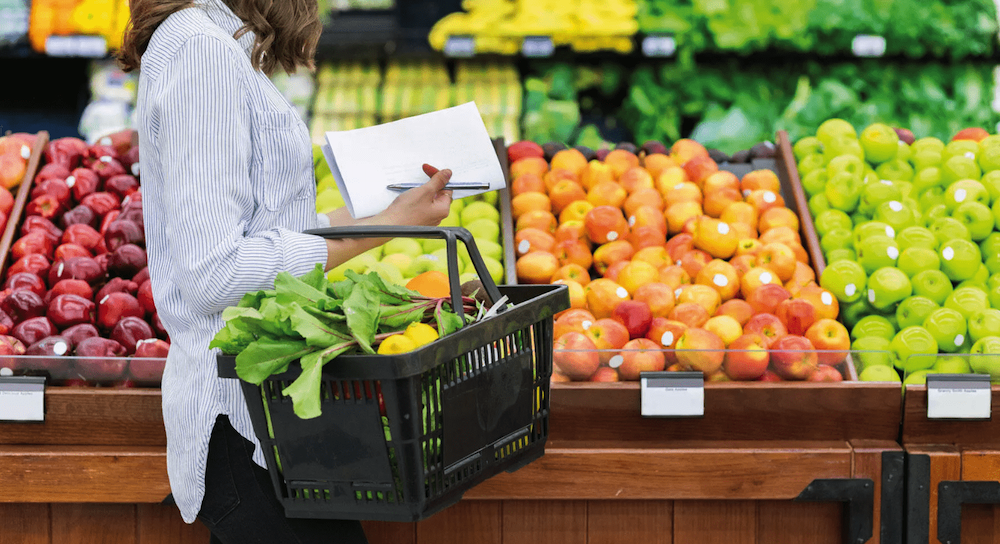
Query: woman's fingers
422 163 440 177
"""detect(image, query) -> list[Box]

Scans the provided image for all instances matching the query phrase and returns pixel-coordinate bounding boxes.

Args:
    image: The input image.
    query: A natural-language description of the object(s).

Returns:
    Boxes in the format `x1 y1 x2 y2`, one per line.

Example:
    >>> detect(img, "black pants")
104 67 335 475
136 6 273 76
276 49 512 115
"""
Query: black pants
199 415 369 544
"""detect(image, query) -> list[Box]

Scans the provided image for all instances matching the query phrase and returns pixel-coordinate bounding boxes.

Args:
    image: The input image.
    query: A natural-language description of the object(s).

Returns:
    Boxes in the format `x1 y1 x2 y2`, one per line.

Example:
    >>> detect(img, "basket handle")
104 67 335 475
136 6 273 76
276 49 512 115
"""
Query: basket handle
304 226 504 324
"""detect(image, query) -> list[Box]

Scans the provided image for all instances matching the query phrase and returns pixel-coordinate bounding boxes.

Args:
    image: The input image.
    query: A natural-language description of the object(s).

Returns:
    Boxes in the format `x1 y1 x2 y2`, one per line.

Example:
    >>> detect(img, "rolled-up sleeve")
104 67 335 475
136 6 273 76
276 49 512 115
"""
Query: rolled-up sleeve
155 36 328 316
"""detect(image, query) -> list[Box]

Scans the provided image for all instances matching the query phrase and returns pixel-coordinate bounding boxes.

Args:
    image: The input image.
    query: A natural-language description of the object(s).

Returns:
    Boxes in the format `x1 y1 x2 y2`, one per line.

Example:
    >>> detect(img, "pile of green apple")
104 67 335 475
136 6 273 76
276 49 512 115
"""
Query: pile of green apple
312 145 505 286
795 120 1000 384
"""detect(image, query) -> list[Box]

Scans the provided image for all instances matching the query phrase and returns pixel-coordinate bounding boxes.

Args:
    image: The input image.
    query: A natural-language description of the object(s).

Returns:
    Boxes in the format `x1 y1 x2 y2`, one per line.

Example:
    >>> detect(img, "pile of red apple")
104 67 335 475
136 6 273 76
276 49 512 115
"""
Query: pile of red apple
505 139 852 383
0 131 169 386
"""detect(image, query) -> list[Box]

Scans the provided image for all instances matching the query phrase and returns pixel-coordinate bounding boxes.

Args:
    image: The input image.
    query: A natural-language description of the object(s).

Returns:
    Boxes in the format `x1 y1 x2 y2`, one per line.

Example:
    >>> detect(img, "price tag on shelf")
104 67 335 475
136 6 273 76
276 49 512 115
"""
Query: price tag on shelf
851 35 886 58
927 374 991 420
45 35 108 58
640 371 704 418
443 35 475 58
522 36 554 58
0 376 45 422
642 35 676 57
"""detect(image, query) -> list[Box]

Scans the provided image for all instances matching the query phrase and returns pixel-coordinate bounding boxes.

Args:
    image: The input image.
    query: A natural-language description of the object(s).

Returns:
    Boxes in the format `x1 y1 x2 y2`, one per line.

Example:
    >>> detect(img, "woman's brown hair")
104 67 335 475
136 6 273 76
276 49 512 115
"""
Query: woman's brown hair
117 0 322 76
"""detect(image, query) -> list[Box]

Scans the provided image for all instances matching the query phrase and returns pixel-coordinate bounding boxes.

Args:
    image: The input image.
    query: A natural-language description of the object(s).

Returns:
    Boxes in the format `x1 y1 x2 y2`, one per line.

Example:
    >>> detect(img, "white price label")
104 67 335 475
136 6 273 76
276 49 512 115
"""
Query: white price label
522 36 555 58
641 372 704 418
927 374 991 420
443 35 475 58
45 35 108 58
0 377 45 422
852 35 886 58
642 35 676 57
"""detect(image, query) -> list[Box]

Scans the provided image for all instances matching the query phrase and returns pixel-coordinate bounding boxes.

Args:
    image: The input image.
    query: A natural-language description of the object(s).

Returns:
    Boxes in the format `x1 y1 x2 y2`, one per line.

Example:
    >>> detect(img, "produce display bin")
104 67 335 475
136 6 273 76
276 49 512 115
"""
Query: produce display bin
0 131 48 267
217 226 569 522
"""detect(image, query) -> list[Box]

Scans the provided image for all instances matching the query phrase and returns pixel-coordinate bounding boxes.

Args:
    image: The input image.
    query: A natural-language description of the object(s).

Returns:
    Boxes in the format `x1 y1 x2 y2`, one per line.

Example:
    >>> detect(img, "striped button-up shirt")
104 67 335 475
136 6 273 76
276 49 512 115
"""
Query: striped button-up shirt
134 0 329 523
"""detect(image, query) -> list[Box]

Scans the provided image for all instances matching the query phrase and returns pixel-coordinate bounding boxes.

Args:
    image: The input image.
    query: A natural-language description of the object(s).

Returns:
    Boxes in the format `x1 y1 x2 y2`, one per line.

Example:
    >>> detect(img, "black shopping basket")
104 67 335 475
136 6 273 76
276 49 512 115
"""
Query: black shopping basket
217 226 569 522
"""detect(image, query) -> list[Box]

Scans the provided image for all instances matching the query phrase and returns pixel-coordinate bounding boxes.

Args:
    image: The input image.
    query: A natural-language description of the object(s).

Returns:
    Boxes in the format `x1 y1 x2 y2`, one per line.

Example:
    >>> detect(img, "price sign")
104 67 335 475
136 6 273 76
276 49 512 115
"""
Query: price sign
927 373 991 420
852 35 886 58
0 376 45 422
642 35 676 57
640 371 704 418
522 36 554 58
443 35 475 58
45 35 108 58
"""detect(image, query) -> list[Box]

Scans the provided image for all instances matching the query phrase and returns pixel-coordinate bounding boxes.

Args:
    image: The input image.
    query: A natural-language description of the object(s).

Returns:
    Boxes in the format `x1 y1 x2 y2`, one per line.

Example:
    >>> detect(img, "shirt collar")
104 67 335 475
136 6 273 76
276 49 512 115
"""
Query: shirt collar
195 0 256 58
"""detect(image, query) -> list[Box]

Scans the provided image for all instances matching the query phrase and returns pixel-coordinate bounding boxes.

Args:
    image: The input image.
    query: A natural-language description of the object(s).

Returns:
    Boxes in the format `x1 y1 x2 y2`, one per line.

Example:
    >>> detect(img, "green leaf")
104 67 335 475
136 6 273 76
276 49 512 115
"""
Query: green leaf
209 319 257 354
258 298 297 338
274 270 333 308
282 342 354 419
343 280 381 354
288 303 353 347
435 302 464 338
299 264 328 292
365 272 419 305
379 301 429 331
237 290 272 309
328 279 355 300
235 337 315 384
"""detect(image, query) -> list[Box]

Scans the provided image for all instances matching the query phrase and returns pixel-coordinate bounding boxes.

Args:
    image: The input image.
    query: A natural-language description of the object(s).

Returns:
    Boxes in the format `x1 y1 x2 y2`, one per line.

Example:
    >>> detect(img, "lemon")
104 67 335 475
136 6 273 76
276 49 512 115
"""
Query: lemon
404 322 439 348
377 334 416 355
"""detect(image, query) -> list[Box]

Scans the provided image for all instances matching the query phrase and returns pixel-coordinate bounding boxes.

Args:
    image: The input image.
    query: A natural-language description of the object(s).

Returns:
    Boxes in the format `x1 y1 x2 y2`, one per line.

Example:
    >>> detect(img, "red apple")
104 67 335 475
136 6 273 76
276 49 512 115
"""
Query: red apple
645 317 687 365
611 300 653 339
805 318 850 366
757 370 782 382
4 272 47 297
743 313 788 348
674 328 725 374
49 279 94 301
584 318 630 364
614 338 666 380
724 333 769 381
47 294 96 328
770 335 819 380
807 365 844 382
775 298 817 336
746 283 791 316
96 292 143 330
137 280 155 315
110 316 154 354
553 332 601 380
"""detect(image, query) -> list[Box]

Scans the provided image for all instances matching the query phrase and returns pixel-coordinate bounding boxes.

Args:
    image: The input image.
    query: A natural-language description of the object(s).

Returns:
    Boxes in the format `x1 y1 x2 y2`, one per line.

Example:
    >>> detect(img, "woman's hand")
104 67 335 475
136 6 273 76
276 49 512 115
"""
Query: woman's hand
379 164 454 226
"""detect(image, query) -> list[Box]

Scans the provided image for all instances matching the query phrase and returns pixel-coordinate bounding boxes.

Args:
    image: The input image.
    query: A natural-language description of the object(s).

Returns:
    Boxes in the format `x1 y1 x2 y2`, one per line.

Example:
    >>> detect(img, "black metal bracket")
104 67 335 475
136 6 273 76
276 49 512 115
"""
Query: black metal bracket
880 451 905 544
938 480 1000 544
796 478 874 544
907 453 931 544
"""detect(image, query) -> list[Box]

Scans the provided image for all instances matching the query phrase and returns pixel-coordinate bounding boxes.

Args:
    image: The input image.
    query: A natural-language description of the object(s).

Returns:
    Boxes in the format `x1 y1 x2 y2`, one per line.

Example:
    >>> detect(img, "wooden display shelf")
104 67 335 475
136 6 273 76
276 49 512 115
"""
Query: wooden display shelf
903 386 1000 544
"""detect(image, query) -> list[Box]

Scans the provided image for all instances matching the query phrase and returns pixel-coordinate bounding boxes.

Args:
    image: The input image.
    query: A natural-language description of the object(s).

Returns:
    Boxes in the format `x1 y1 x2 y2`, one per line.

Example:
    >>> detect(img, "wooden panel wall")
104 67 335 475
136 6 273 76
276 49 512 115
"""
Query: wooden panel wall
0 504 210 544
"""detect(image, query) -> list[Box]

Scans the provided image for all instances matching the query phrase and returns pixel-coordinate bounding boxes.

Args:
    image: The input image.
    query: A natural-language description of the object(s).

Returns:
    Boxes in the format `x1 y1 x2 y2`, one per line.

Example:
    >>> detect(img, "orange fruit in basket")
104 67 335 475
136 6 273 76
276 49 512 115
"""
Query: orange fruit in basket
406 271 450 298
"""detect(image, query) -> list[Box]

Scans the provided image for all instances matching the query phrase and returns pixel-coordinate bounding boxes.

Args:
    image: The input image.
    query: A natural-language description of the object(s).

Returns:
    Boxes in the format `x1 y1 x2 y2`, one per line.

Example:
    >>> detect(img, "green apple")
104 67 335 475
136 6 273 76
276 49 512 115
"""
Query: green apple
853 336 894 368
793 137 824 161
941 155 982 185
897 247 941 278
802 168 829 197
817 118 858 145
826 248 857 264
820 259 868 303
875 159 914 182
945 179 990 211
850 211 872 226
943 140 980 162
911 269 954 305
969 309 1000 344
851 315 897 341
904 197 924 226
977 145 1000 173
873 200 917 231
364 246 383 260
474 239 504 262
825 171 863 212
969 336 1000 381
890 326 939 372
973 264 991 285
367 261 405 286
799 155 829 181
912 160 943 182
422 238 446 254
923 307 968 353
383 238 424 259
897 141 912 163
980 135 1000 150
825 137 865 162
809 193 832 217
897 296 939 329
842 298 878 329
913 137 946 155
859 364 902 382
856 235 900 274
945 286 990 319
431 248 466 274
924 204 950 224
479 191 499 207
952 202 995 241
820 228 855 255
939 239 982 282
930 217 971 245
449 199 466 214
826 154 865 179
381 252 414 274
896 226 939 251
982 232 1000 257
853 221 896 246
903 370 935 386
896 180 915 200
864 171 880 185
860 123 900 163
405 253 448 277
815 209 854 238
934 356 972 374
987 273 1000 308
440 210 461 228
327 253 378 282
867 266 912 310
460 201 500 226
459 272 480 285
857 181 902 216
918 186 946 212
482 256 504 283
464 218 500 242
980 170 1000 203
991 198 1000 234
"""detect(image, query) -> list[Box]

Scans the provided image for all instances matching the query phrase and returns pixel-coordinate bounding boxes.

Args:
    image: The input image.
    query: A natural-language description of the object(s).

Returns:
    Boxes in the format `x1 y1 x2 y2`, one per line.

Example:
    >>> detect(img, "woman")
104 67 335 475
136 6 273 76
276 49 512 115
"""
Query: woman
118 1 453 541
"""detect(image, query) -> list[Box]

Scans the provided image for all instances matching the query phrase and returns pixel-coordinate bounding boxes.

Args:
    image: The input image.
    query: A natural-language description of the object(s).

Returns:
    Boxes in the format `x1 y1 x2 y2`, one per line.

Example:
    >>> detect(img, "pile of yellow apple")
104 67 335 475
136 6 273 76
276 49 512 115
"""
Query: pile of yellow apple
506 139 850 382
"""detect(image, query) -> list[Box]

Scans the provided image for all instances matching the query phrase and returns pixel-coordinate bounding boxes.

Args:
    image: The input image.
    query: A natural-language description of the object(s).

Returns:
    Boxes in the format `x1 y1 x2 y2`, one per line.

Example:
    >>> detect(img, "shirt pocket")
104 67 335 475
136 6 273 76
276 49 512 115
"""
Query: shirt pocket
248 108 313 213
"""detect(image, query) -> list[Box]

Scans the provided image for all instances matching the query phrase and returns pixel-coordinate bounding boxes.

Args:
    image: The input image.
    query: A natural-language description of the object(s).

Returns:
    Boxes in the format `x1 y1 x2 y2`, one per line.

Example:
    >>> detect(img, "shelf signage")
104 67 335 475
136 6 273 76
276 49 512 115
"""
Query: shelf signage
45 35 108 58
640 371 704 418
852 35 886 57
0 376 45 422
927 373 991 420
522 36 555 58
444 35 475 58
642 34 676 57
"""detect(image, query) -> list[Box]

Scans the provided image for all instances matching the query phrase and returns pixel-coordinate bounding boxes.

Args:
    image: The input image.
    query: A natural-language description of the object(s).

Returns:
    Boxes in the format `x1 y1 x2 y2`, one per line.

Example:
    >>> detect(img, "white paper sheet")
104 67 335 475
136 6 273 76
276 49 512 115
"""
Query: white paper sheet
322 102 506 219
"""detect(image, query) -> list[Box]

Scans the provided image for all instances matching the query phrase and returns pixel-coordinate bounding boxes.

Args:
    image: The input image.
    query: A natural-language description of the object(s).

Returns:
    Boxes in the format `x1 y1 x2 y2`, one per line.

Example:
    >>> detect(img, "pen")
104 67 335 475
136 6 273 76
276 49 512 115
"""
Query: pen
387 182 491 191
